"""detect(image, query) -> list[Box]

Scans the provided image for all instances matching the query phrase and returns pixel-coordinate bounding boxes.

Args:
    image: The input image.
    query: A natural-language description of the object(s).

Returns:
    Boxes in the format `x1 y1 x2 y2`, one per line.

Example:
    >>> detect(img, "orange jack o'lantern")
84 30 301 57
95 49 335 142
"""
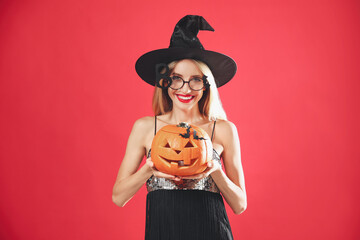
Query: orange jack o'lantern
151 122 213 176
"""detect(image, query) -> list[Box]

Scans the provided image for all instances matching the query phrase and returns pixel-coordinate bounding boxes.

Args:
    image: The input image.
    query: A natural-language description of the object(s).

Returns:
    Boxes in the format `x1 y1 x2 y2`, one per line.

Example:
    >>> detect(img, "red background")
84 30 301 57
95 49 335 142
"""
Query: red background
0 0 359 239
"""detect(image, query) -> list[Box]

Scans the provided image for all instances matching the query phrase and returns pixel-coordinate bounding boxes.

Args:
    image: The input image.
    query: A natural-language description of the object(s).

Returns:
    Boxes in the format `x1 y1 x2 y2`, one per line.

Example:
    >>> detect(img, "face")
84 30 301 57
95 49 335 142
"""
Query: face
167 59 205 110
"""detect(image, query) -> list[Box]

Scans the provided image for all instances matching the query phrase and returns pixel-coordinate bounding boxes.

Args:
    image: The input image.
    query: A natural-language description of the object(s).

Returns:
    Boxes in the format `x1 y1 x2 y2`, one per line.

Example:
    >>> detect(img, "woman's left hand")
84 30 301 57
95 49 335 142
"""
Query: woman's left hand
180 160 221 180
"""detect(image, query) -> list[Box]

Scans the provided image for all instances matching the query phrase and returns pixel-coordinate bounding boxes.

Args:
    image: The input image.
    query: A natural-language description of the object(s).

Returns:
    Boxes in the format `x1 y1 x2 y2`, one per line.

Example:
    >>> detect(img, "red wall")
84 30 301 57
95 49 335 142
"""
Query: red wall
0 0 359 239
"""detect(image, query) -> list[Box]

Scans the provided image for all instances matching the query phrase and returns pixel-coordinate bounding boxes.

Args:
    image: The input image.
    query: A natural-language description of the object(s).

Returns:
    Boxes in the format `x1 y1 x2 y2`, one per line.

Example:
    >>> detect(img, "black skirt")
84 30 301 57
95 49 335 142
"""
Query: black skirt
145 189 234 240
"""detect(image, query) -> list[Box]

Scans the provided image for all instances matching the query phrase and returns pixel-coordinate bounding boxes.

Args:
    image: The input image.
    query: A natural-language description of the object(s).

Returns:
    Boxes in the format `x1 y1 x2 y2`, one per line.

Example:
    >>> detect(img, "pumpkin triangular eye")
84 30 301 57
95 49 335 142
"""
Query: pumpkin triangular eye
184 141 194 148
164 142 171 148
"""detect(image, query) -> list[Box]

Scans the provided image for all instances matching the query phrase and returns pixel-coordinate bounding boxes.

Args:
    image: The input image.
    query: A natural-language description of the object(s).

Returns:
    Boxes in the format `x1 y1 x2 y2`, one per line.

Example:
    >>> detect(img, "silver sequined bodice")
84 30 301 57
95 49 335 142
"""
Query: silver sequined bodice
146 149 221 193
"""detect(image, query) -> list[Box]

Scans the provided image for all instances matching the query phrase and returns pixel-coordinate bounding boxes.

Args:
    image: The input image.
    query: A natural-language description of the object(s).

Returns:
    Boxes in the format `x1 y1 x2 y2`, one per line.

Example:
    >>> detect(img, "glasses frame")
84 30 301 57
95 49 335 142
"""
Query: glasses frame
155 63 211 91
168 75 210 91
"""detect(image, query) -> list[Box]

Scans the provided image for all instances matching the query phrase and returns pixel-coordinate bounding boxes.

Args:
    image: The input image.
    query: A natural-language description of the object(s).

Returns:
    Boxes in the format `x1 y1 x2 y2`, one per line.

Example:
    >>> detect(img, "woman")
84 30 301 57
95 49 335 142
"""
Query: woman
112 15 247 240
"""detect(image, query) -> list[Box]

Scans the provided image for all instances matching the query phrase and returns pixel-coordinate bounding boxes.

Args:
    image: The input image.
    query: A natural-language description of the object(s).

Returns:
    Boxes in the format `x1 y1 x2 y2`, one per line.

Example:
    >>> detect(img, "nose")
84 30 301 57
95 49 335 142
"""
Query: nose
179 81 191 93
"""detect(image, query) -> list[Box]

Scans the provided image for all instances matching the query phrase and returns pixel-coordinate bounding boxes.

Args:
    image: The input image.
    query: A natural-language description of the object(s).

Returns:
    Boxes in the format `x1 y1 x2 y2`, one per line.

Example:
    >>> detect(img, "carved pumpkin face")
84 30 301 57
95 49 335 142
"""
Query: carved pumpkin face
151 122 213 176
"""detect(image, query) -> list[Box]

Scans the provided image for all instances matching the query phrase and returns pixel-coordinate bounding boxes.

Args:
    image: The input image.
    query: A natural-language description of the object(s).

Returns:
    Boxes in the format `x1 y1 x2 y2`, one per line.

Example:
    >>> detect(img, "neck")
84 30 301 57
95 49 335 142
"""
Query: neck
168 105 204 125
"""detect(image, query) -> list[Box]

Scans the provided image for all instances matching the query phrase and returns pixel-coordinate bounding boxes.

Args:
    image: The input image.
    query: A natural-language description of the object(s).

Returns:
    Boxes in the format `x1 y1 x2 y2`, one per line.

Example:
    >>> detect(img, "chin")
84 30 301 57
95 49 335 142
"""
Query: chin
170 93 202 110
174 102 195 110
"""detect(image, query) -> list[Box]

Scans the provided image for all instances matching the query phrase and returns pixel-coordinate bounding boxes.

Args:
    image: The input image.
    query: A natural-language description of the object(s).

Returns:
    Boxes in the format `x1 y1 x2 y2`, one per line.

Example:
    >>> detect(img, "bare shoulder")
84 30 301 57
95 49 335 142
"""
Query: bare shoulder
216 119 237 129
131 116 156 151
215 119 239 142
129 116 154 143
133 116 154 130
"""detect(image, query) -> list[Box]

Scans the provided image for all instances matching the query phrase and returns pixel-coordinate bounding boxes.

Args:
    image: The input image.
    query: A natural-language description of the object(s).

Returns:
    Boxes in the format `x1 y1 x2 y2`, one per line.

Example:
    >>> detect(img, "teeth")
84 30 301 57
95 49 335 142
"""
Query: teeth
178 95 193 100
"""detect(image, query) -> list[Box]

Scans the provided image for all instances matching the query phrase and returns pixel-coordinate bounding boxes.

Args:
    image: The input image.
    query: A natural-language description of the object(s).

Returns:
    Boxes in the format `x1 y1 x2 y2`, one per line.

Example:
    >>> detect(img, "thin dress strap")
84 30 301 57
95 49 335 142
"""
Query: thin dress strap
154 115 157 136
211 119 216 142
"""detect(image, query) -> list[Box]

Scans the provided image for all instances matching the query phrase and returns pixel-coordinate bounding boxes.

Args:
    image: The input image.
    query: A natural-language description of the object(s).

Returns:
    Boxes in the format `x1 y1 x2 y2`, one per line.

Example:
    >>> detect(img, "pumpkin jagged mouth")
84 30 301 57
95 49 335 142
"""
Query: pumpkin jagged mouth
158 156 198 168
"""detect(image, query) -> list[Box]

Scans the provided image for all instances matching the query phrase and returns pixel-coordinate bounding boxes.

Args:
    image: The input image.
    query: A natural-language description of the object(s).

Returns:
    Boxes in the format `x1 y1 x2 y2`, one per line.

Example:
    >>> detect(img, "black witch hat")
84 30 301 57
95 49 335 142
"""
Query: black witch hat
135 15 237 88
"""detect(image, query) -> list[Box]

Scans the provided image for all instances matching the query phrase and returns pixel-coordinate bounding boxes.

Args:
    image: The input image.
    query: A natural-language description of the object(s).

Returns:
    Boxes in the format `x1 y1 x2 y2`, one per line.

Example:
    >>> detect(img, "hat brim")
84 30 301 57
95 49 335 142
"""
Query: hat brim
135 48 237 88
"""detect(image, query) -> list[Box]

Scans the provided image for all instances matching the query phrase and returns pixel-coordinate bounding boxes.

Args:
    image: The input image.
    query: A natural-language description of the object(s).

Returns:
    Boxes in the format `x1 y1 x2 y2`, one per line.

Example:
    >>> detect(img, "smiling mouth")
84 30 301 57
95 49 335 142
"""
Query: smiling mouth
176 94 195 103
159 156 197 167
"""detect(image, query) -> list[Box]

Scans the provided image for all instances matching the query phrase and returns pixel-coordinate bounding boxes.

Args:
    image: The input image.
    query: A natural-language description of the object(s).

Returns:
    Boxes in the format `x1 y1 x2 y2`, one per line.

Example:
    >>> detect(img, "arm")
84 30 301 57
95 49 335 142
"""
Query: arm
112 118 152 207
211 120 247 215
179 120 247 214
112 117 181 207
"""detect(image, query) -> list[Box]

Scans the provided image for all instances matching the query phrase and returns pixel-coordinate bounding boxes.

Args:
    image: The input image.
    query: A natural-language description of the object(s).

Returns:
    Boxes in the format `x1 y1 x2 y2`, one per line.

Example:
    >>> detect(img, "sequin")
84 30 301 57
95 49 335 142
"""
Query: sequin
146 149 221 193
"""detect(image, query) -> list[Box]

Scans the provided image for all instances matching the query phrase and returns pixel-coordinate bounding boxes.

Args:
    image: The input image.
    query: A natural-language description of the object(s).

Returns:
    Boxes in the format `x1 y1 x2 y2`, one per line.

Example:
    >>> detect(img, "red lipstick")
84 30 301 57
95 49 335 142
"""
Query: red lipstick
176 94 195 103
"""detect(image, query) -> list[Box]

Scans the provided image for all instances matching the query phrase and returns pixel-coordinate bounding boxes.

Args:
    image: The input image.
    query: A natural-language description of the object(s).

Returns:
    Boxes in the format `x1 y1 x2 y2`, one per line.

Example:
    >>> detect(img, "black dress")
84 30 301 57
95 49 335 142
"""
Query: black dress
145 117 234 240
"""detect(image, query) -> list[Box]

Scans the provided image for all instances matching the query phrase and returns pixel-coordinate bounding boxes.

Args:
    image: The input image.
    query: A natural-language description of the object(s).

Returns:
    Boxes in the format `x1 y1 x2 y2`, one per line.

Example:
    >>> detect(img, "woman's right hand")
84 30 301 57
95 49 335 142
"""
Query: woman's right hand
146 157 181 181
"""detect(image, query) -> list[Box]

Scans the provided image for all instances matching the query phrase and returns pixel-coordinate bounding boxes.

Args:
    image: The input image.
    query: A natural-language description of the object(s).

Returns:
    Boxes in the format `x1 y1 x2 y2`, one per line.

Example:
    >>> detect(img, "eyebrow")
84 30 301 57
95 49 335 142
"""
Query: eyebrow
172 72 202 78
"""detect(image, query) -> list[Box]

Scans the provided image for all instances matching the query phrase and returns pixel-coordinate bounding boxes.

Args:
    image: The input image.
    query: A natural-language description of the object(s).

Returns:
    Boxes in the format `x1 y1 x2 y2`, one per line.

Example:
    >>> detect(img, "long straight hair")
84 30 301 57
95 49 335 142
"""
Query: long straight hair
152 59 227 121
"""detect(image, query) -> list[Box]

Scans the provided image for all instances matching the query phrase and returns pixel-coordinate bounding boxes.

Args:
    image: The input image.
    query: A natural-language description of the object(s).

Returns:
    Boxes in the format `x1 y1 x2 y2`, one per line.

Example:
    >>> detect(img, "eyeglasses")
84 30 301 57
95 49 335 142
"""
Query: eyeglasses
155 63 211 91
168 75 209 91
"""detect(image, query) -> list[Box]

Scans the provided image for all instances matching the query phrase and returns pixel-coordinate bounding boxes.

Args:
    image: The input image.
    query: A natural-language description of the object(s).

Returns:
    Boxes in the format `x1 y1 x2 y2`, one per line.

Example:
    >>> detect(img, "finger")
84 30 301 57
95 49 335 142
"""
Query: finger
146 157 157 167
155 172 181 181
146 159 154 168
202 169 211 175
181 174 203 179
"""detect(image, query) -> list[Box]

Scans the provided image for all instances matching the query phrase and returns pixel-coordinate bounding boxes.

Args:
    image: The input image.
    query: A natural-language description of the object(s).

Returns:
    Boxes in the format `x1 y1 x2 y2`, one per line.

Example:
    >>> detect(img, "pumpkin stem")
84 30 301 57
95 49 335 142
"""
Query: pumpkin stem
177 122 190 128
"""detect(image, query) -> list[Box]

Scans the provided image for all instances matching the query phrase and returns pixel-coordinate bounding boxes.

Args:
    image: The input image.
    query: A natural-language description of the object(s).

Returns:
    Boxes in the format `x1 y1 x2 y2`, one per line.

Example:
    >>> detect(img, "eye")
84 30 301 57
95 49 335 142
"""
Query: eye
164 142 171 148
171 75 181 80
184 141 194 148
191 77 202 82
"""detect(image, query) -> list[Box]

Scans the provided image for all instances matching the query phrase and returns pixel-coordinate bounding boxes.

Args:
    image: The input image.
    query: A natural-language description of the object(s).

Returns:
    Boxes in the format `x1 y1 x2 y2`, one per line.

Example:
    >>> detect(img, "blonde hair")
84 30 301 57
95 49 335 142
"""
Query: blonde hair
152 59 227 121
